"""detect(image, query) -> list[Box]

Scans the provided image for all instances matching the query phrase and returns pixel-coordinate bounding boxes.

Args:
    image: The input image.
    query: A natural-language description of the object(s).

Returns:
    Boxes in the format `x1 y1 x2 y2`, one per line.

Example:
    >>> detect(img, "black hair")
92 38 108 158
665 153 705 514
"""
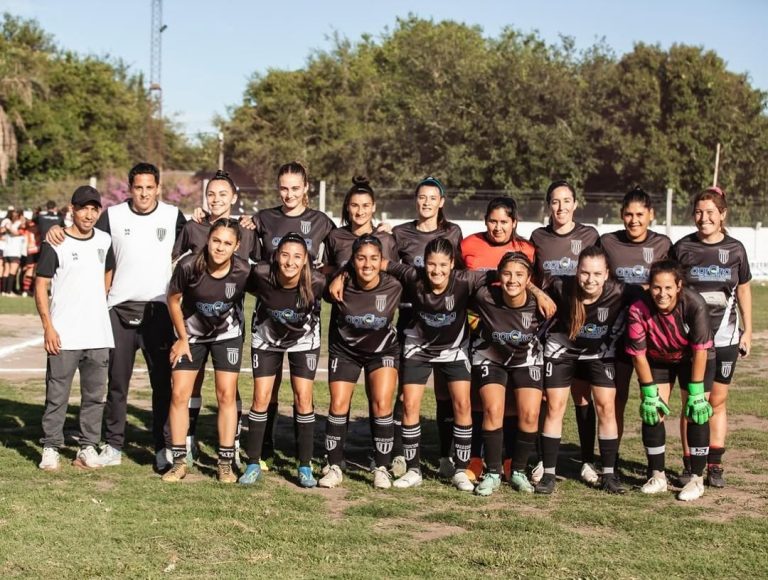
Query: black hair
277 161 310 207
498 251 533 274
484 197 521 243
351 233 383 256
269 232 314 308
341 176 376 226
415 176 447 230
621 186 653 212
128 162 160 187
207 169 238 194
545 179 575 204
569 245 609 340
192 218 242 279
649 259 684 287
45 200 56 210
416 237 456 293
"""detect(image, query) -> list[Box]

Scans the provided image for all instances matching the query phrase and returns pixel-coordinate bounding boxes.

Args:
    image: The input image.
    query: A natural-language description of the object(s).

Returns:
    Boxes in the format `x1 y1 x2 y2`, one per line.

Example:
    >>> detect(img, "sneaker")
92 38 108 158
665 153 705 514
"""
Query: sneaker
534 473 557 495
600 473 627 494
217 462 237 484
641 473 668 494
73 446 102 469
238 463 263 485
39 447 60 471
531 460 545 485
259 459 270 472
298 465 317 488
372 465 392 489
438 456 456 479
97 444 122 467
467 457 483 481
161 462 188 482
706 466 725 488
318 465 344 488
391 455 407 478
233 439 242 469
475 473 501 497
678 474 705 501
580 462 600 485
155 448 172 472
452 469 475 492
679 468 692 487
503 458 512 482
510 470 535 493
393 469 423 489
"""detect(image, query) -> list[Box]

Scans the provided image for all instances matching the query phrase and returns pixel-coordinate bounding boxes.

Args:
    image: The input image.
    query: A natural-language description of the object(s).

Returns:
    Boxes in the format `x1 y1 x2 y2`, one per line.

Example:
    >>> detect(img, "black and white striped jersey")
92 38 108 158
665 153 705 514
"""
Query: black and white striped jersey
672 233 751 348
248 262 326 352
469 287 545 368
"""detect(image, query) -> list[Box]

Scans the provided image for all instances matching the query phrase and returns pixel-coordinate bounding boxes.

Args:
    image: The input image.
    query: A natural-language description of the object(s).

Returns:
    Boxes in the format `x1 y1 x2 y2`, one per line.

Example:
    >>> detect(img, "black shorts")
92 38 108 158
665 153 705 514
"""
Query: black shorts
175 335 244 373
251 347 321 380
329 345 399 383
3 256 20 264
473 361 543 391
401 358 471 385
649 356 716 393
544 358 616 389
714 345 740 385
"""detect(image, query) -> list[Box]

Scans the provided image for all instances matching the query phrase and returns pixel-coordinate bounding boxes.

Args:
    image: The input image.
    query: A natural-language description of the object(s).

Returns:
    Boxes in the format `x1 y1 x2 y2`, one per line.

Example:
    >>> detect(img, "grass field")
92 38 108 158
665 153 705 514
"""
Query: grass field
1 287 767 577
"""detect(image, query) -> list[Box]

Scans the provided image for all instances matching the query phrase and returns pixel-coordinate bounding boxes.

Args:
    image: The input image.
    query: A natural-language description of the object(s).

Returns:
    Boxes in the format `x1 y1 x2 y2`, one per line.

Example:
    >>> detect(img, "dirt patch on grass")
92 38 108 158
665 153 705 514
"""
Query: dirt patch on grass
373 516 466 542
728 414 768 431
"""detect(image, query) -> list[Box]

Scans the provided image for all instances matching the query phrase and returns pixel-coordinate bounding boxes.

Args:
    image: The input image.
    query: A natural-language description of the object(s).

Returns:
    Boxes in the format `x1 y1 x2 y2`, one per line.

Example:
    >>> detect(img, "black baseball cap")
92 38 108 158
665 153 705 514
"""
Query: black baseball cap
71 185 102 208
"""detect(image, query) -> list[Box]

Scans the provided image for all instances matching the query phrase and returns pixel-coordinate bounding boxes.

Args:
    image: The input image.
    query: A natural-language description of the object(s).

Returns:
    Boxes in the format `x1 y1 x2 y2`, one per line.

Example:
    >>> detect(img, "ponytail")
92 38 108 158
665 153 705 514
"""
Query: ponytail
568 246 608 340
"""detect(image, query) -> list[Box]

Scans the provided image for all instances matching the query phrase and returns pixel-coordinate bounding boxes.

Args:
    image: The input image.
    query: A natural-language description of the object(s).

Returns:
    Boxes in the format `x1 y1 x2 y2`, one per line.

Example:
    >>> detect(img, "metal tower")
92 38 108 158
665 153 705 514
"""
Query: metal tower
148 0 166 168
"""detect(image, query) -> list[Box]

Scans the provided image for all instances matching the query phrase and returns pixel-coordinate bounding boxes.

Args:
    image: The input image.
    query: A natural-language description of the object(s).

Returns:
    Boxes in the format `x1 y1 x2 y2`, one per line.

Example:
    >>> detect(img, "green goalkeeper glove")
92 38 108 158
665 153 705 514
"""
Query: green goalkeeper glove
639 383 671 425
685 382 713 425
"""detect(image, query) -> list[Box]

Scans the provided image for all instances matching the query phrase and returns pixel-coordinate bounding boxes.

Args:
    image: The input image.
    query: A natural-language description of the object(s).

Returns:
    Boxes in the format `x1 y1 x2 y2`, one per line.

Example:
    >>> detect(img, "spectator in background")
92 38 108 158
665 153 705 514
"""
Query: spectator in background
34 200 66 240
1 208 27 296
21 216 41 296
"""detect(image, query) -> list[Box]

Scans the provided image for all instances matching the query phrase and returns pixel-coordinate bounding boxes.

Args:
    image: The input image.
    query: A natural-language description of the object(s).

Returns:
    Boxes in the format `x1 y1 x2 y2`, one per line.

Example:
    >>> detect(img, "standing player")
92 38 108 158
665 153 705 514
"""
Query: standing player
318 235 402 489
162 219 250 483
391 176 464 479
536 246 629 495
239 233 327 488
531 180 601 486
382 238 487 491
626 260 715 500
34 200 65 241
47 162 186 471
470 252 546 495
173 170 258 466
1 209 26 296
672 187 751 488
35 186 114 470
599 187 672 454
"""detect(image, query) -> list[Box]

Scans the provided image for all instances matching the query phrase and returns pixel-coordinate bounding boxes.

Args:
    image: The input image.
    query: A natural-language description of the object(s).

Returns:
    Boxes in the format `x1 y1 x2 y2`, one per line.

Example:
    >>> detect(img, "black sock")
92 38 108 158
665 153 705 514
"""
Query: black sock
218 445 235 465
372 414 394 468
687 422 710 476
503 415 518 460
262 402 278 460
171 444 186 464
295 410 315 467
482 428 503 475
642 422 666 474
575 402 596 463
683 454 692 473
392 396 403 457
187 396 202 437
325 413 348 467
401 422 421 471
599 437 619 475
436 399 454 457
708 446 725 467
470 410 484 458
452 424 472 470
235 392 243 440
541 433 561 475
2 276 9 293
246 409 268 464
513 430 537 472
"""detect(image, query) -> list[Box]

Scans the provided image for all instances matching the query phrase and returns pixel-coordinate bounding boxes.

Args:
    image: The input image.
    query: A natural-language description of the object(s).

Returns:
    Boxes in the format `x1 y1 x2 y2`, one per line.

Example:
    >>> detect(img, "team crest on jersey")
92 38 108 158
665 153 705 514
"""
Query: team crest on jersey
445 294 455 311
227 348 239 366
605 364 615 381
643 247 654 264
225 282 236 299
521 311 533 329
718 249 730 264
375 294 387 312
721 361 733 378
97 249 106 263
529 366 541 382
306 353 317 371
156 227 167 242
570 239 582 255
382 356 395 368
597 307 609 323
300 221 312 235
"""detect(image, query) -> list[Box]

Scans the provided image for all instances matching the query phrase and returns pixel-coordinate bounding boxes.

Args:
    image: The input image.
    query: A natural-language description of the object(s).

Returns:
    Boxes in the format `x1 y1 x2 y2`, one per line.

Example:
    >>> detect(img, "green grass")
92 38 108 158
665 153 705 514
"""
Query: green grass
1 286 767 577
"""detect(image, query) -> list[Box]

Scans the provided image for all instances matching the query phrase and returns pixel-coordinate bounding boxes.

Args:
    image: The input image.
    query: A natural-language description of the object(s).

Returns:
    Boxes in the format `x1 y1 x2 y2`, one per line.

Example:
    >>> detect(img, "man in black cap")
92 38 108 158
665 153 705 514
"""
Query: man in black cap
35 186 115 470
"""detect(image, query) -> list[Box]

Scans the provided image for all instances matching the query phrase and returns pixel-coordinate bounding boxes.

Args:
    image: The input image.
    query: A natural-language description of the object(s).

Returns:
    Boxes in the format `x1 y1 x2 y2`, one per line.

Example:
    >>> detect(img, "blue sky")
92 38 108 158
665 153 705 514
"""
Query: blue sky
2 0 766 136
